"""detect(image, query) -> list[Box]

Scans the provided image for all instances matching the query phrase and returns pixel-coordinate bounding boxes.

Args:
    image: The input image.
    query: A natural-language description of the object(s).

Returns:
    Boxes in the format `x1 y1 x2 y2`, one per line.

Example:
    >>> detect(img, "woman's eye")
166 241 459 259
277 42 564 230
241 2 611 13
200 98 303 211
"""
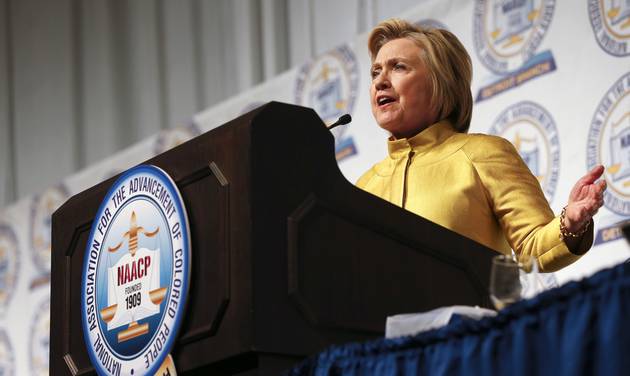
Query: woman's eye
371 70 380 79
394 63 405 70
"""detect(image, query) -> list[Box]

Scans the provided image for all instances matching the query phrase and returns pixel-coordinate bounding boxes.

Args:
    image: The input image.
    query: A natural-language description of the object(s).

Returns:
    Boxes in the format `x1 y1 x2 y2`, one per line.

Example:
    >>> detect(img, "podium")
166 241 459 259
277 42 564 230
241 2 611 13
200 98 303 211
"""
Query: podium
50 102 496 375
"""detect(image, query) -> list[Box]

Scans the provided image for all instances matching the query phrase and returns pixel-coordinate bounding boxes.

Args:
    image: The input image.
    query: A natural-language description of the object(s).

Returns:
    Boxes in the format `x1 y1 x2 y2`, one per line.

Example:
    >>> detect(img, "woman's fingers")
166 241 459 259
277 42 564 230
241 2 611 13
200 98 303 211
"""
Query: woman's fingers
577 165 605 186
570 167 605 201
587 180 607 200
594 179 607 195
567 167 607 226
573 173 606 203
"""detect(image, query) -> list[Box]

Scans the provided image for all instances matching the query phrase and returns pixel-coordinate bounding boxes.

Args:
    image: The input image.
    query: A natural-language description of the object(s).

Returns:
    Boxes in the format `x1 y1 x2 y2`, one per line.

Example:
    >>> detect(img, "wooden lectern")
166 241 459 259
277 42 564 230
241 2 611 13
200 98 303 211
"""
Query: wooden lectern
50 102 496 375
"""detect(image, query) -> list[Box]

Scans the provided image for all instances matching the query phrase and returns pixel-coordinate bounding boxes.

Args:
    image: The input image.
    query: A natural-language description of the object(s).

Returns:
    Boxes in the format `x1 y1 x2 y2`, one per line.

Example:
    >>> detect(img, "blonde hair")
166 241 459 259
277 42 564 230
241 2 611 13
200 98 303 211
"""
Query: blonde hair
368 18 473 133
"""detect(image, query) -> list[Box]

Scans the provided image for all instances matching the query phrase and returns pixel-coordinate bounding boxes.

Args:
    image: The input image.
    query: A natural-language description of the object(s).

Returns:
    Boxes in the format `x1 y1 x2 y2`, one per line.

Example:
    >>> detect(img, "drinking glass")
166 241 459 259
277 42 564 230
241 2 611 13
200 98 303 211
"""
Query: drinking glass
489 254 540 309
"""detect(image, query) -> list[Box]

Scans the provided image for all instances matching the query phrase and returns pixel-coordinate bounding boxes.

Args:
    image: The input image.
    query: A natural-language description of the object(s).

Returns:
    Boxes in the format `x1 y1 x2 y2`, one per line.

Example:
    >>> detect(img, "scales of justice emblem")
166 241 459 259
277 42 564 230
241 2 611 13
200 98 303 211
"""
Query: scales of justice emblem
490 0 537 49
100 211 167 343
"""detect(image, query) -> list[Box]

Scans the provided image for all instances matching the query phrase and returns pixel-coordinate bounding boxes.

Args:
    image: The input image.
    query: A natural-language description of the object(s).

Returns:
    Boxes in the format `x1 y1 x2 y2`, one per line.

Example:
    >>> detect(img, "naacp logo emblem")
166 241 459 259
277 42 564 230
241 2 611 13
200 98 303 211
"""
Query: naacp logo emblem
30 184 69 275
295 44 359 161
473 0 555 74
587 72 630 215
81 165 191 376
30 298 50 376
588 0 630 56
0 224 19 317
489 101 560 202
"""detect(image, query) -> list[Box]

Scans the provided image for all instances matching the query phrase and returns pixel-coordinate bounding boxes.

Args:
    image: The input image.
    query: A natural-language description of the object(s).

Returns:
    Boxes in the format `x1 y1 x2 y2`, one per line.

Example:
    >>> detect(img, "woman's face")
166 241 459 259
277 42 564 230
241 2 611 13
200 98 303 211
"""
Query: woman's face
370 38 437 139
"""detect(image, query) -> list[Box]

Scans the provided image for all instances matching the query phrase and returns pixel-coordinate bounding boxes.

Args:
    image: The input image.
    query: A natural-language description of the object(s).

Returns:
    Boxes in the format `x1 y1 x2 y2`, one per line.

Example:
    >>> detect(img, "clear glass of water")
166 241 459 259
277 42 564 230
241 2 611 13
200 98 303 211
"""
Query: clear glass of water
489 254 539 309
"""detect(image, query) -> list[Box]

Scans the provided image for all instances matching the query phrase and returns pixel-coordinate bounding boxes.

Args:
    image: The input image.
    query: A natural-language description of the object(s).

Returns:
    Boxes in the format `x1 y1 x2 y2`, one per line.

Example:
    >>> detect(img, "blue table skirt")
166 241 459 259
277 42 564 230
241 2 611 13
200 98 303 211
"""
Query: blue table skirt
287 261 630 376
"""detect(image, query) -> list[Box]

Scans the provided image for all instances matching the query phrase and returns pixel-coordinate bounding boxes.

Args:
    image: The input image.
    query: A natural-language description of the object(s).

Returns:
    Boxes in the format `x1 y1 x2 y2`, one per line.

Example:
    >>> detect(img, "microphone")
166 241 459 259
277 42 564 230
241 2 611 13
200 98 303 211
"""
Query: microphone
327 114 352 130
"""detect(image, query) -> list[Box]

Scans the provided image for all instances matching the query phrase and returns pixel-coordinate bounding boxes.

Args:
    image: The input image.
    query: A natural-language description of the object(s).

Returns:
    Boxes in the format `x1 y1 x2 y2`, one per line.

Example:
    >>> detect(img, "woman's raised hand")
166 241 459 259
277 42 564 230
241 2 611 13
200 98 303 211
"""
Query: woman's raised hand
563 165 606 234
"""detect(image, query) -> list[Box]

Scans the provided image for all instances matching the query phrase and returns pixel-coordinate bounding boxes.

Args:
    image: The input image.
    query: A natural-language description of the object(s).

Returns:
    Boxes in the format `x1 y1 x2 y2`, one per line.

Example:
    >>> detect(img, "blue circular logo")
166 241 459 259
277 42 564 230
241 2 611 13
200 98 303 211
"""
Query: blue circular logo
489 101 560 203
473 0 555 74
294 44 359 143
81 165 191 375
587 72 630 215
588 0 630 57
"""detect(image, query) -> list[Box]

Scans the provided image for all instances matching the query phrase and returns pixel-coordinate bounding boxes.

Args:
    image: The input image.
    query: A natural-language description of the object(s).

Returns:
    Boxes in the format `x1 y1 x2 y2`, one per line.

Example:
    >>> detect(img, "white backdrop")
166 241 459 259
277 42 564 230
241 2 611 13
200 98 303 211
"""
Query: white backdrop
0 0 629 374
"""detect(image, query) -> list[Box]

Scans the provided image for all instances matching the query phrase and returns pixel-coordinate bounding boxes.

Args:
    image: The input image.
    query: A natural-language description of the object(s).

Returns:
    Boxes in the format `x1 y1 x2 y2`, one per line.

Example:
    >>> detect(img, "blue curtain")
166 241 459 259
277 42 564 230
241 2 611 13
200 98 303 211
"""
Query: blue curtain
287 261 630 376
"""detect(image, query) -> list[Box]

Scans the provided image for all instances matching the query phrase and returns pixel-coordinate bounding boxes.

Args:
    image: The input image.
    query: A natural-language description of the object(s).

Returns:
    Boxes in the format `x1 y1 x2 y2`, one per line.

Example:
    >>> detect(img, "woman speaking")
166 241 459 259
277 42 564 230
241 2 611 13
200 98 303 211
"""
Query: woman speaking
357 19 606 272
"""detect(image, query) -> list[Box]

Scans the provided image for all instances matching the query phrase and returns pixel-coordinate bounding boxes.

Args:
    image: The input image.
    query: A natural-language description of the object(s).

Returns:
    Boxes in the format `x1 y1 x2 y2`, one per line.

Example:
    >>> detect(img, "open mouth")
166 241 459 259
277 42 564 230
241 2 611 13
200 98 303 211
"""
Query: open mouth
377 96 396 107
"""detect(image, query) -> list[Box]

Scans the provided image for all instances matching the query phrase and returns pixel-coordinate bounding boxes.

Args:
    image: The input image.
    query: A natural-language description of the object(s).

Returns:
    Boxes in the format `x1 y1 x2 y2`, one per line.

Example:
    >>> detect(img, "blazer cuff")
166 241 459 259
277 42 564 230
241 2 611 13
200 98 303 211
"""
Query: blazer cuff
536 217 593 272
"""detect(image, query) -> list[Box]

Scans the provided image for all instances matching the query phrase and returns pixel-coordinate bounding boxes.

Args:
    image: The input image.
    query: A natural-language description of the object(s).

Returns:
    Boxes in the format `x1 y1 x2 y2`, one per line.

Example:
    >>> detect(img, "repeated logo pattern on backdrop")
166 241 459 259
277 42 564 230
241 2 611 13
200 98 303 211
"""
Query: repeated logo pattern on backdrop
489 101 560 203
295 45 360 161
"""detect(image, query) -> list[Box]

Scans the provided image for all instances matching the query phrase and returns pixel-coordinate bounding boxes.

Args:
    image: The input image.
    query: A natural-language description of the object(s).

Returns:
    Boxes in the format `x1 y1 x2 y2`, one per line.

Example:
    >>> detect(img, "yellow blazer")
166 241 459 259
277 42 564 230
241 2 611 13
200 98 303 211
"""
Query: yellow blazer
356 121 592 272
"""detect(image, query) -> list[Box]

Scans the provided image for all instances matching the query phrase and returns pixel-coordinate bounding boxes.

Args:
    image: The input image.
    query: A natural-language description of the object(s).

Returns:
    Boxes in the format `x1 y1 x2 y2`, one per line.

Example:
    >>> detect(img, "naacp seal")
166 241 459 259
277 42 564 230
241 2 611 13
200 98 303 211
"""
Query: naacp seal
295 44 359 160
81 165 191 375
587 72 630 215
489 101 560 203
473 0 555 74
588 0 630 57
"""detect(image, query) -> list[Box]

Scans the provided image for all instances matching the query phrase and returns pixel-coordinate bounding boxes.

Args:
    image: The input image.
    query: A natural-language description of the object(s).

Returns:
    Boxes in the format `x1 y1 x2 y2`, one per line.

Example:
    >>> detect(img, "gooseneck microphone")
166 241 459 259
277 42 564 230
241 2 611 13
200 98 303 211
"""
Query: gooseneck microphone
327 114 352 130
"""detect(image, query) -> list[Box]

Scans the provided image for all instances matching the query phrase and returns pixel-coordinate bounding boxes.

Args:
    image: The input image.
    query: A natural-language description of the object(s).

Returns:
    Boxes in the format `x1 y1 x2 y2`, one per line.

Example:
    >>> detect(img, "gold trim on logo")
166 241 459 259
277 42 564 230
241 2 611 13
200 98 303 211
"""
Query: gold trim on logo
117 321 149 343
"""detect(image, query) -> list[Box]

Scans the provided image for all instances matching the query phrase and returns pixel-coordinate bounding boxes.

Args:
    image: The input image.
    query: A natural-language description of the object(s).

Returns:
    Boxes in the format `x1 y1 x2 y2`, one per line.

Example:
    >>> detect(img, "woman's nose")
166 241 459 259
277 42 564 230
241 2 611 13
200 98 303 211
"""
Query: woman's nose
374 74 390 90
